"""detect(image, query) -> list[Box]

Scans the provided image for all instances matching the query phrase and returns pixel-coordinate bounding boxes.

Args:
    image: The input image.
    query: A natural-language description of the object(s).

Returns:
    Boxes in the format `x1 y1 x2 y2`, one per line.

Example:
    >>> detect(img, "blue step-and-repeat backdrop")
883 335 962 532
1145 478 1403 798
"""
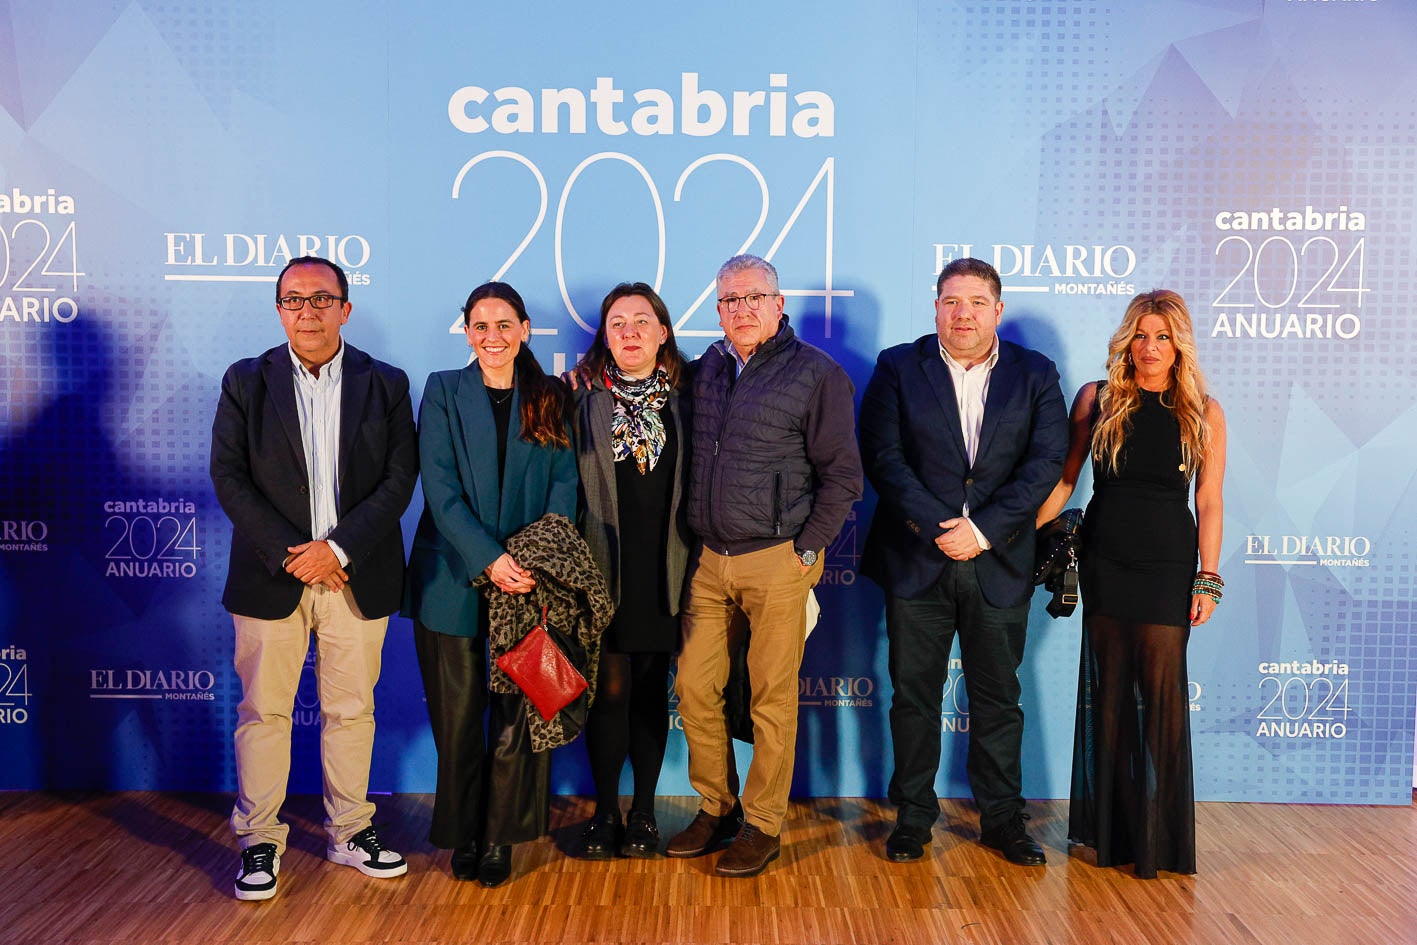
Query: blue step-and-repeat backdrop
2 0 1415 805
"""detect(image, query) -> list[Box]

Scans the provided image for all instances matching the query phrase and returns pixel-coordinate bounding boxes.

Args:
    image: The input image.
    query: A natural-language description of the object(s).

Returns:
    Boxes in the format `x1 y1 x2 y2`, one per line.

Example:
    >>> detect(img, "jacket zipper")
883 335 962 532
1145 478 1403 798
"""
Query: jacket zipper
773 471 782 536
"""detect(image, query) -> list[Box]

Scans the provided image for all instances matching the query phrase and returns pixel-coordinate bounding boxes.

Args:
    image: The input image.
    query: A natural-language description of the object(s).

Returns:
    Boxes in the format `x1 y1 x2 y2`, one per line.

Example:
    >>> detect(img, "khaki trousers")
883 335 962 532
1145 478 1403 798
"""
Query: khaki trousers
676 542 822 835
230 584 387 853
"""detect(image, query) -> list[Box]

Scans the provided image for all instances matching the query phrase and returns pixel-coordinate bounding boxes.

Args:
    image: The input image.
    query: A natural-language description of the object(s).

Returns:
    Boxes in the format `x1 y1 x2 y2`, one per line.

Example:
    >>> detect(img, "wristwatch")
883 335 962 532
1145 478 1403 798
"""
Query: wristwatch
795 548 819 566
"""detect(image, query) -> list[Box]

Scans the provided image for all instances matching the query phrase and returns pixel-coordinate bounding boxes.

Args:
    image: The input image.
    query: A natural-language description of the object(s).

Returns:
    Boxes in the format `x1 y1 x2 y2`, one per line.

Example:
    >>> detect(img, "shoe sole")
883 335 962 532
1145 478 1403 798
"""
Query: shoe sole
326 850 409 877
980 841 1046 866
665 846 708 858
714 846 780 878
578 847 617 861
620 844 660 859
885 848 925 862
665 837 731 859
234 883 277 901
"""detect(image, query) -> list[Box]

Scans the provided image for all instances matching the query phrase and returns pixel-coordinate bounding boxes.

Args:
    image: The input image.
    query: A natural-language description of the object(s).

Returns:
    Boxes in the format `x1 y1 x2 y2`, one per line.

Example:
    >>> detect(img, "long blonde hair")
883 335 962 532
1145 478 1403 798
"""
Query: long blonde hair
1093 289 1210 477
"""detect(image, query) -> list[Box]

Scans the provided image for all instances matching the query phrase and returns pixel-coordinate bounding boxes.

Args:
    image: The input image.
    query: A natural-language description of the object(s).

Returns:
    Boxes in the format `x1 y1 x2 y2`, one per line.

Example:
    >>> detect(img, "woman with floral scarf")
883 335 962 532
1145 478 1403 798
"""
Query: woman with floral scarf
569 283 693 859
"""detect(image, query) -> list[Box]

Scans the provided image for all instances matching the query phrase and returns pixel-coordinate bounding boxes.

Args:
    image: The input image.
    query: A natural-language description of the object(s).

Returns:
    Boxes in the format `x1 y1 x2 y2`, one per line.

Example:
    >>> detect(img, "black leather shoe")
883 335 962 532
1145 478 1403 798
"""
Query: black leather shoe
450 841 480 881
621 810 661 859
884 824 931 862
477 844 513 886
578 810 623 860
980 814 1046 866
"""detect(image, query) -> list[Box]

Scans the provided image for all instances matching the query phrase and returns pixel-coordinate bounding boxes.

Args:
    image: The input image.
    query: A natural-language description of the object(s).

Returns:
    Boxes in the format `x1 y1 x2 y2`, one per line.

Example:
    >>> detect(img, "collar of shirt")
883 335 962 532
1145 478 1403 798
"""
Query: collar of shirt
715 338 749 372
938 337 1000 376
716 319 788 373
288 340 346 385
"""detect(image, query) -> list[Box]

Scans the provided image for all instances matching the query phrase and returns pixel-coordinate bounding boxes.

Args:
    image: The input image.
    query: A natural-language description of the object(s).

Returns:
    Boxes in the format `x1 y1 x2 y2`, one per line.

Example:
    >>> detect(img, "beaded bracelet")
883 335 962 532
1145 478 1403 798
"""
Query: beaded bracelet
1196 570 1224 586
1192 575 1223 604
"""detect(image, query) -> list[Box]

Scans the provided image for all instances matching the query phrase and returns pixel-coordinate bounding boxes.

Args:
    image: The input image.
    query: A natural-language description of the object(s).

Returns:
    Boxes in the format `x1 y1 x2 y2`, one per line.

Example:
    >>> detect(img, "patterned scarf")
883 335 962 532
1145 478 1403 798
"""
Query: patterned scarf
605 363 670 474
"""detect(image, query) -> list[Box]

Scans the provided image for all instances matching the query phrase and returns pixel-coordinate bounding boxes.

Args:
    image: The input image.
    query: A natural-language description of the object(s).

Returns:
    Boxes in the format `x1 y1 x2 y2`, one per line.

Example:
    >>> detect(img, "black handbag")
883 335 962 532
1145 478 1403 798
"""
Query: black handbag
1034 508 1083 618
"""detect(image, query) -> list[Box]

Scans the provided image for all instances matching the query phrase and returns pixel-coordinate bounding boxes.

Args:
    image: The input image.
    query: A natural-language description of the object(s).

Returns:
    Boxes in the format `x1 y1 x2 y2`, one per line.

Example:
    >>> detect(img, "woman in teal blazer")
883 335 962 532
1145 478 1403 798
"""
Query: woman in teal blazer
403 281 577 888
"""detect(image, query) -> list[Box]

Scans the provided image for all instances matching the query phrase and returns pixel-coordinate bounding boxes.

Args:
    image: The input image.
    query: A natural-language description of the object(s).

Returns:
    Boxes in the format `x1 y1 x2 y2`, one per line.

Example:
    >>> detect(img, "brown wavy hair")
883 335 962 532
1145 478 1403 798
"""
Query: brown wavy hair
1093 289 1210 477
579 282 688 389
462 281 569 448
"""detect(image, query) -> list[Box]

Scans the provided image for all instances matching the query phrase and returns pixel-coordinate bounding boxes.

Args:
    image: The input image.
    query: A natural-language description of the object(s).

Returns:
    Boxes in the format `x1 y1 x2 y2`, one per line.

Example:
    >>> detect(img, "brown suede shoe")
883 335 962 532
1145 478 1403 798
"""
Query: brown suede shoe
714 824 780 877
665 803 743 858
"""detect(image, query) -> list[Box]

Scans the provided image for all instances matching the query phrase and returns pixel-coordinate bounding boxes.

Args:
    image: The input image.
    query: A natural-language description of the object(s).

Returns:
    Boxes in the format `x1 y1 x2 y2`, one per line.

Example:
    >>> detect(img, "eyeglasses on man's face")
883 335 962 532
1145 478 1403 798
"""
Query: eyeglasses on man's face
716 292 780 313
278 293 345 312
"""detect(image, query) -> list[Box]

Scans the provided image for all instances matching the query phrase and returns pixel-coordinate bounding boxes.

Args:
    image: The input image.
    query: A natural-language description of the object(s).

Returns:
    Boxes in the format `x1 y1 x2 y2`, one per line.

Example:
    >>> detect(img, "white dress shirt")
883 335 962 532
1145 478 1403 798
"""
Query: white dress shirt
939 338 1000 550
289 342 349 567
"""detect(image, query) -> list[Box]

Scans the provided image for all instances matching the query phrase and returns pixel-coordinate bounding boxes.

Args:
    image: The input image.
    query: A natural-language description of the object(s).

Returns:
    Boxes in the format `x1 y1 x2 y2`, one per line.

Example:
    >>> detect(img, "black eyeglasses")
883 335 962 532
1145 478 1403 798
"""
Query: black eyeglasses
716 292 779 313
278 294 345 311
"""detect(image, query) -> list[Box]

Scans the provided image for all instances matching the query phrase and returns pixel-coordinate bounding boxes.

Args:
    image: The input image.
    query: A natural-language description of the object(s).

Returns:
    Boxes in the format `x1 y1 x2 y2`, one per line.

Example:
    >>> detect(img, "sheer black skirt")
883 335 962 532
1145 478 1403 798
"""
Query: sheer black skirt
1069 613 1196 877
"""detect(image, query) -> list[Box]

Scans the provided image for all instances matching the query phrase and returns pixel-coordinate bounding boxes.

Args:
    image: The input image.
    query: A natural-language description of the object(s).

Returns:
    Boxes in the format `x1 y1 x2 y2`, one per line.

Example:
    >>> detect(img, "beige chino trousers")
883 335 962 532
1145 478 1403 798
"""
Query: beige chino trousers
230 583 387 853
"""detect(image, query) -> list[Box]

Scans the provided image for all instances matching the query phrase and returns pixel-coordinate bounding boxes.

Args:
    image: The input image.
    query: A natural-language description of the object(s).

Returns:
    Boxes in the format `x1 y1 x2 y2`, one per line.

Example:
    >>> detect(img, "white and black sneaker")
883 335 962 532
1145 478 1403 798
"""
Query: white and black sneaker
327 825 408 878
234 843 280 901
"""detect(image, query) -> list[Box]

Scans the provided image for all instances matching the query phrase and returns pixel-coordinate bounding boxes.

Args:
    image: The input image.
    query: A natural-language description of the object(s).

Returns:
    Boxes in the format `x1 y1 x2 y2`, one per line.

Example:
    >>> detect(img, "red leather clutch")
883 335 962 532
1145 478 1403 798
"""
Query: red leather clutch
495 605 588 721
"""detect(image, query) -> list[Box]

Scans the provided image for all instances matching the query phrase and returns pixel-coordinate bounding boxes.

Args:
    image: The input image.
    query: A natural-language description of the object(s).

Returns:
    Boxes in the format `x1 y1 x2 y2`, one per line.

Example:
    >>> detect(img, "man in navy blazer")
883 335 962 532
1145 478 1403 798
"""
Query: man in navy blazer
211 256 417 900
860 257 1066 867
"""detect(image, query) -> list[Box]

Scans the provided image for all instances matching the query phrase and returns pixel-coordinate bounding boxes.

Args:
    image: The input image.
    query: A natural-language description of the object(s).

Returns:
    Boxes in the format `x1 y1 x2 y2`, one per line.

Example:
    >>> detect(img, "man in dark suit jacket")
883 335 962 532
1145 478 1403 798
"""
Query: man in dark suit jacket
860 257 1067 867
210 256 417 901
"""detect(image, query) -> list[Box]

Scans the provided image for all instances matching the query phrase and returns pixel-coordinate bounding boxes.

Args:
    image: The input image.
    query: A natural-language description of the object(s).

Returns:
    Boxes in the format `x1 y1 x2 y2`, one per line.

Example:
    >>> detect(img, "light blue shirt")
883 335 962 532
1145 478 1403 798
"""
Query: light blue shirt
716 337 750 373
289 342 349 567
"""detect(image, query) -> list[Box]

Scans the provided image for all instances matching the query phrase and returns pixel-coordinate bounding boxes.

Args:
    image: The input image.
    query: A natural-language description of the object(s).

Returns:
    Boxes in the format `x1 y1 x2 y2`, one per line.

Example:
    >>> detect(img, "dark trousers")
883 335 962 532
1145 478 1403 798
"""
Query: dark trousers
885 559 1030 835
414 622 549 849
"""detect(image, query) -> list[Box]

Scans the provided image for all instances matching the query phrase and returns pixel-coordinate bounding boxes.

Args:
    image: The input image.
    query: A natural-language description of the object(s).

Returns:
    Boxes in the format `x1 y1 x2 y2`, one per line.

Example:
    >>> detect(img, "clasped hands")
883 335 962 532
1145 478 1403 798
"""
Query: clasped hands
485 552 536 594
935 518 982 561
285 540 347 592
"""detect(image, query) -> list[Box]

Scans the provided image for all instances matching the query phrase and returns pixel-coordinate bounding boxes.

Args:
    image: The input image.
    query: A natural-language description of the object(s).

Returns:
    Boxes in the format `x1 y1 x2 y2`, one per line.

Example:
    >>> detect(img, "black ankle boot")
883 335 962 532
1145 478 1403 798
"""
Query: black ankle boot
450 841 480 881
477 844 512 887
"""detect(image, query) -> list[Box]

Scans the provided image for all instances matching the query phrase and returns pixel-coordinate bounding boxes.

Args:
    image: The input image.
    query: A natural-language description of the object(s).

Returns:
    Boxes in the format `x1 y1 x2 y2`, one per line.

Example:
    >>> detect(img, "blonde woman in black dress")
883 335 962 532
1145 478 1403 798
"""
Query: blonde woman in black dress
1037 289 1227 877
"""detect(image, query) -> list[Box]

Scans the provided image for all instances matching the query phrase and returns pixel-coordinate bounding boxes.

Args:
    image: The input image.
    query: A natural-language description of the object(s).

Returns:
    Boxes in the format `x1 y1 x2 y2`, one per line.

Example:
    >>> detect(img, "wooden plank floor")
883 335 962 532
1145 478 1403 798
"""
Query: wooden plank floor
2 791 1414 945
